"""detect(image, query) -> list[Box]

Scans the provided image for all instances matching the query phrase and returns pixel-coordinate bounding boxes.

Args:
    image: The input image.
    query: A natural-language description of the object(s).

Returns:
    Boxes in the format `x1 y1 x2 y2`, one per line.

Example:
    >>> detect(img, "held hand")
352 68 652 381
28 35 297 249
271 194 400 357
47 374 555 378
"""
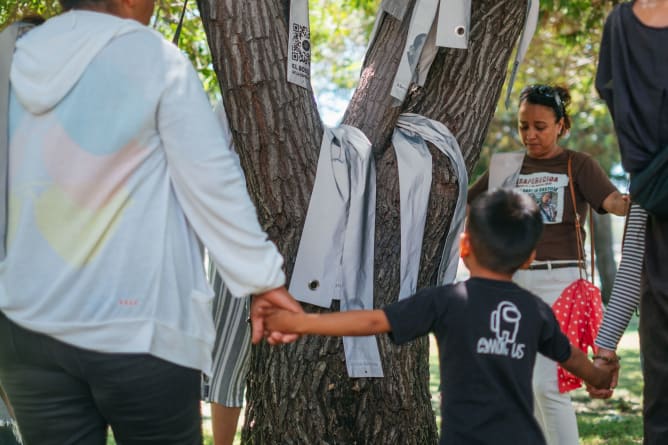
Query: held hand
250 286 303 345
586 383 614 399
263 307 302 334
250 287 303 345
620 194 631 216
587 349 620 398
594 348 620 388
602 191 630 216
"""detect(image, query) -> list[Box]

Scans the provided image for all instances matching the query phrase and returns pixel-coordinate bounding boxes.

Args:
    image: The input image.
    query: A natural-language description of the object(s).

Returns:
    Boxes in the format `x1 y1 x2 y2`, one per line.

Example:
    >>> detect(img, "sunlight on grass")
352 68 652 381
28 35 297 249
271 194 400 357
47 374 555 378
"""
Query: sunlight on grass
574 347 643 444
106 317 643 444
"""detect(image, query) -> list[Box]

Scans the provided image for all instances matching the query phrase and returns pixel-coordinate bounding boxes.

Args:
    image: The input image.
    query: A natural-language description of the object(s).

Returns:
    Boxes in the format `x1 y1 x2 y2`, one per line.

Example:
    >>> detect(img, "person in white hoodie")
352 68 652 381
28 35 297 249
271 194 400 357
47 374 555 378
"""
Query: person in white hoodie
0 0 303 444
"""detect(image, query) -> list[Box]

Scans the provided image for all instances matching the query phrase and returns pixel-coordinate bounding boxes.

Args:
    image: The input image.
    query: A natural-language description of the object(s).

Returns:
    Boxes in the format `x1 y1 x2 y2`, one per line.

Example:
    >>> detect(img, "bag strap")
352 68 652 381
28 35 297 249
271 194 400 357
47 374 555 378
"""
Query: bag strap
0 23 22 262
567 154 595 283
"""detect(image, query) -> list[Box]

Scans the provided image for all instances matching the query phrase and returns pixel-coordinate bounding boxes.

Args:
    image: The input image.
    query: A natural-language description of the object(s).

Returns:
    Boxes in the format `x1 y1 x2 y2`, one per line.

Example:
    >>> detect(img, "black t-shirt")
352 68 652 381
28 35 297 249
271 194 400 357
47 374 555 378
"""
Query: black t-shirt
596 2 668 173
383 278 571 445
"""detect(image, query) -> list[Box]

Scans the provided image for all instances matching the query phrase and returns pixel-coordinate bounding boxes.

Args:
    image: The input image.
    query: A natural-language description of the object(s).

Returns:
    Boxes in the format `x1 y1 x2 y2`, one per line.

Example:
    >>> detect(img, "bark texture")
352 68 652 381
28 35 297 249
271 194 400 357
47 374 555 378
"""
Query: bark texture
592 212 617 304
197 0 527 443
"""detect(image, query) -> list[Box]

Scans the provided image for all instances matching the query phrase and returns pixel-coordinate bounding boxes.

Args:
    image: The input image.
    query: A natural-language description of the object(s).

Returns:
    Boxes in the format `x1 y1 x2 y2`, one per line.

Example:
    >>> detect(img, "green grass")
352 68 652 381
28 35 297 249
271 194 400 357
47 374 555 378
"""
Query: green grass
107 317 643 444
573 316 643 444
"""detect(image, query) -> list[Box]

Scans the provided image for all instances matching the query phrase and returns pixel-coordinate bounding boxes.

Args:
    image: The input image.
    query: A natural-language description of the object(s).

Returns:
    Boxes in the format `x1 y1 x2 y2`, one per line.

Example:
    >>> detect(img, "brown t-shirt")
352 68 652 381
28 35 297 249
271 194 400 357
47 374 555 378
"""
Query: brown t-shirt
468 149 617 261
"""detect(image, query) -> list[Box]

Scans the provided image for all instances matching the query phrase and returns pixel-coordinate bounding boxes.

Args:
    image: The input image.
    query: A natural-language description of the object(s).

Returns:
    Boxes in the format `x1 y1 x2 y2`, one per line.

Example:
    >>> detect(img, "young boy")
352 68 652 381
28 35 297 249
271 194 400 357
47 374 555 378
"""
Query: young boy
264 189 617 444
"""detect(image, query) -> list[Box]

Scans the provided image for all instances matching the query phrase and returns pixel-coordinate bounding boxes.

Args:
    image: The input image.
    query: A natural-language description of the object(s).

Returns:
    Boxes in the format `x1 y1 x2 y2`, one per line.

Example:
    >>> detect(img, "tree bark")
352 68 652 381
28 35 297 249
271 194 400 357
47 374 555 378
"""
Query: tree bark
592 212 617 305
197 0 527 443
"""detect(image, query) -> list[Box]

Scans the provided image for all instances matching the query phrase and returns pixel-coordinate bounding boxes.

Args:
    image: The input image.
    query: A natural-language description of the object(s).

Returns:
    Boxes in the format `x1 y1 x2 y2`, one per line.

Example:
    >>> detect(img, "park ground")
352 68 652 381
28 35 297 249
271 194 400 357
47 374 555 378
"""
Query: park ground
209 317 643 445
103 313 642 445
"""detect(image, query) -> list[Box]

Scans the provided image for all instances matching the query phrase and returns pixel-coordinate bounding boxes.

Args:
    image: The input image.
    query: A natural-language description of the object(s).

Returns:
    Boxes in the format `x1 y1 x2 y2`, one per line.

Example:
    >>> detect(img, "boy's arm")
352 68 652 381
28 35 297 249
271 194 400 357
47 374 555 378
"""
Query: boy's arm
264 308 391 337
559 345 618 390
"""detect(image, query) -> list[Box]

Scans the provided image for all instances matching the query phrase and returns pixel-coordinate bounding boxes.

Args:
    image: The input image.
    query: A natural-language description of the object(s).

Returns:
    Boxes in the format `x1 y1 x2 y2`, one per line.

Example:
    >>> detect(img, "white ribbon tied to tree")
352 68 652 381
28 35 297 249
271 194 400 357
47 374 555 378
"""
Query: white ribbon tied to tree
395 113 468 287
289 115 467 377
289 126 383 378
366 0 540 104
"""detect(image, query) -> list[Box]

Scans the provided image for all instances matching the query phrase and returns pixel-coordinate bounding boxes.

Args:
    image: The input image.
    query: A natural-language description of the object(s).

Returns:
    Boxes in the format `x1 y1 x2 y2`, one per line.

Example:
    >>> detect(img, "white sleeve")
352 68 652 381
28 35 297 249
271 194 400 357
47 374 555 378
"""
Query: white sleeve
157 51 285 297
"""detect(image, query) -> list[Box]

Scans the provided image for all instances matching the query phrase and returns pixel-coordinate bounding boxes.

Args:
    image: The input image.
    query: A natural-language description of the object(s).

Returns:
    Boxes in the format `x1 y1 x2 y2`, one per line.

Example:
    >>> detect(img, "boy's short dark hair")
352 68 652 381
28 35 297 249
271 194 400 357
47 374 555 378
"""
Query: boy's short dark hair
467 189 543 274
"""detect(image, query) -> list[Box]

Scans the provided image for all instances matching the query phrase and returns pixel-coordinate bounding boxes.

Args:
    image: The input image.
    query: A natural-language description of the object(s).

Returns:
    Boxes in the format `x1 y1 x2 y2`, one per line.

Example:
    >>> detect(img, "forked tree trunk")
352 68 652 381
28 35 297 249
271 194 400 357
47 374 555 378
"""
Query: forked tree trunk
197 0 526 442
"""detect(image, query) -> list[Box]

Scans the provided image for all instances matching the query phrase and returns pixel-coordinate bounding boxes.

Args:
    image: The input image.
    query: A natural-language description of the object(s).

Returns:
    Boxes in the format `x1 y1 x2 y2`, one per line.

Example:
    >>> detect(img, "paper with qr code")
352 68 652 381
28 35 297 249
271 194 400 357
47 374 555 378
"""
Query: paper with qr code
287 0 311 89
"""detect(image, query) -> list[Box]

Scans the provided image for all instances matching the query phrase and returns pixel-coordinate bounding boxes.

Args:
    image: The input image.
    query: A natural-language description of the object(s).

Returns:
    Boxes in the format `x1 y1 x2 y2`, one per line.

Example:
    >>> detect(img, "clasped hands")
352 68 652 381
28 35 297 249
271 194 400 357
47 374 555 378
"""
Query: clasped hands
586 347 621 399
249 286 303 345
249 290 626 399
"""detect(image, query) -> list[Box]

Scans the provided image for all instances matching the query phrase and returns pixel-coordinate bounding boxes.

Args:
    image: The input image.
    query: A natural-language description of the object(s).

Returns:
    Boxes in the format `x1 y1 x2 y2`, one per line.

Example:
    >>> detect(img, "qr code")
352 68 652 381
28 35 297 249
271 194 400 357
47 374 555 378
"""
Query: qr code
291 23 311 65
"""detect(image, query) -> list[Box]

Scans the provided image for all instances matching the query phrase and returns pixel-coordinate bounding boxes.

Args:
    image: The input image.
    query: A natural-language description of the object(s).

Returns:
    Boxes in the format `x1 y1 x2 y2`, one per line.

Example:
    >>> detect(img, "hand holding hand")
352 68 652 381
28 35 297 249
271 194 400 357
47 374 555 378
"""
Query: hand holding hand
263 307 303 334
603 191 631 216
586 384 614 399
587 348 620 399
250 286 303 345
621 194 631 215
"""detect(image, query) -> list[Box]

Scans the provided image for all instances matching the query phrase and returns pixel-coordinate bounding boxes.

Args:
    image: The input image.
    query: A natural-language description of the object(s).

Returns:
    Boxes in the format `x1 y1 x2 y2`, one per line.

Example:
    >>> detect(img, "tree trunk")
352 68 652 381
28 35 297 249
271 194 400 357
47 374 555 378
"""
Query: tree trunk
592 212 617 305
197 0 527 442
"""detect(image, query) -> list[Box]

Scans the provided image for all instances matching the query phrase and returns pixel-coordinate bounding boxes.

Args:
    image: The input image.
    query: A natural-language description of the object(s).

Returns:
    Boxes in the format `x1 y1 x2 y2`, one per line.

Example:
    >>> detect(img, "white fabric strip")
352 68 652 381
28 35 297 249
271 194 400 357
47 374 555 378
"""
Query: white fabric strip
393 124 433 299
391 0 440 101
365 0 411 61
488 151 525 189
416 16 439 87
291 115 467 375
436 0 472 49
505 0 540 108
365 0 541 106
396 114 468 285
381 0 410 20
290 126 382 377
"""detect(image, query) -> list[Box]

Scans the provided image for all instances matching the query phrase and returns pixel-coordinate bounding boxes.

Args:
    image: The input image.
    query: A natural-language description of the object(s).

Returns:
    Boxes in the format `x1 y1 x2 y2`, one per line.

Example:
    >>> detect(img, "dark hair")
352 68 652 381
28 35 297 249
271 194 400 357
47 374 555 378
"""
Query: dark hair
58 0 108 11
519 84 572 136
467 189 543 275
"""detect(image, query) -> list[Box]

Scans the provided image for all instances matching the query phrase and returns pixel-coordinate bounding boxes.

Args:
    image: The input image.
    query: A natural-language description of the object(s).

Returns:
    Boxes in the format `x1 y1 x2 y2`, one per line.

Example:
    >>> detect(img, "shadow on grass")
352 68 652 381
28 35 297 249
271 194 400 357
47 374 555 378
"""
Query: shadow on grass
573 347 643 444
106 325 643 445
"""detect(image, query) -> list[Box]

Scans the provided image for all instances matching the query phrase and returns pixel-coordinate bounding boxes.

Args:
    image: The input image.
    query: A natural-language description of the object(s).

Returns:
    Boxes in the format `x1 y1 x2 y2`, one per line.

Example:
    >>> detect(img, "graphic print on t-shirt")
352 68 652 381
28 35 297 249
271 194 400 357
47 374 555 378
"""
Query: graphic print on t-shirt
476 301 526 360
517 172 569 224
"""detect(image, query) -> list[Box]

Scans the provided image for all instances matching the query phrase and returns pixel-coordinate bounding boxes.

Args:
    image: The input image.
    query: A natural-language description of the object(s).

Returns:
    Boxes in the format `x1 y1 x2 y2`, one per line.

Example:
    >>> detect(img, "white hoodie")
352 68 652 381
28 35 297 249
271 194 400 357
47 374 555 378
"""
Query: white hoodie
3 10 285 373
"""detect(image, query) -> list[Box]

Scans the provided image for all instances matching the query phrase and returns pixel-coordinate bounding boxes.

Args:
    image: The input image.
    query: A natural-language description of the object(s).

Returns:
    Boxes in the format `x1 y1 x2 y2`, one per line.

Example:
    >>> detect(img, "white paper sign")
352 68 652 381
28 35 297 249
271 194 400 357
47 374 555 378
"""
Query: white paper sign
287 0 311 89
391 0 439 101
436 0 471 49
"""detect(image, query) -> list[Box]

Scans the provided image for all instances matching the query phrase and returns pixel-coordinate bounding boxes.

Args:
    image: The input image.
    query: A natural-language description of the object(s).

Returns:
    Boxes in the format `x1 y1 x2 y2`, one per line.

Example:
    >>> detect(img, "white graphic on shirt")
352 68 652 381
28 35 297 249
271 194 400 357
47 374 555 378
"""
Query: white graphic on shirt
516 172 569 224
477 301 526 359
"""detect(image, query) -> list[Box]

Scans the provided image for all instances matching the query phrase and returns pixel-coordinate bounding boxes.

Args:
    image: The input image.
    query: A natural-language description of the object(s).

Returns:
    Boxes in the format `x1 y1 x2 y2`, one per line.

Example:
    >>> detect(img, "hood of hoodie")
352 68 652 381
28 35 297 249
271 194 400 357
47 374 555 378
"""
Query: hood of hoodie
10 10 146 115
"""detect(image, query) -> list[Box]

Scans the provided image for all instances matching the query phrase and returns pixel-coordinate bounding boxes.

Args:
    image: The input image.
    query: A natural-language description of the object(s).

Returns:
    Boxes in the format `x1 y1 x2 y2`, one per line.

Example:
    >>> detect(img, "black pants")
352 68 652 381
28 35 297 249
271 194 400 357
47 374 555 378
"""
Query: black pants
640 215 668 445
0 312 202 445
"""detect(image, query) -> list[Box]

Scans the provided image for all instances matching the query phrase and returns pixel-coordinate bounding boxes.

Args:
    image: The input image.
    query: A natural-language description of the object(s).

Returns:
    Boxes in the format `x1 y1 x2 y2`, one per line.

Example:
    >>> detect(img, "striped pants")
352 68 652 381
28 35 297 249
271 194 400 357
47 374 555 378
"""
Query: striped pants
201 262 251 408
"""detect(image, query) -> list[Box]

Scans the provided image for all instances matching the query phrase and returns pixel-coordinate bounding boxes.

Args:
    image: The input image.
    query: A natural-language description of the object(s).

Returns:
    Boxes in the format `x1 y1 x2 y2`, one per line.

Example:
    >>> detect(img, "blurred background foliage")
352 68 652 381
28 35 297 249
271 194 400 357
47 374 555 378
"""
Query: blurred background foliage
478 0 627 185
1 0 629 183
0 0 217 92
